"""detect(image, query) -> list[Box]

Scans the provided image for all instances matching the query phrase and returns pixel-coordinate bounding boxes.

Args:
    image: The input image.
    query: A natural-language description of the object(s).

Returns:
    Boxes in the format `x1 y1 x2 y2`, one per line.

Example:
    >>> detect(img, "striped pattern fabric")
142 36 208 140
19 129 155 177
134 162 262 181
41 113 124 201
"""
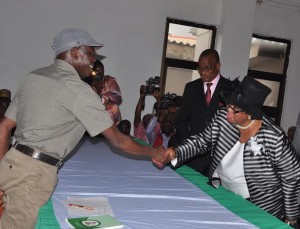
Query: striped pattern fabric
175 108 300 220
134 121 161 142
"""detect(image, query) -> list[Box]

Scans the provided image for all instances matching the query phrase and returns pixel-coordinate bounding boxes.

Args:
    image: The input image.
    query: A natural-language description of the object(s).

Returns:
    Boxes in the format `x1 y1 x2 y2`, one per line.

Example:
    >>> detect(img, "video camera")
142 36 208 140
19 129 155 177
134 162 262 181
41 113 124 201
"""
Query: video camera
155 92 177 110
142 76 160 94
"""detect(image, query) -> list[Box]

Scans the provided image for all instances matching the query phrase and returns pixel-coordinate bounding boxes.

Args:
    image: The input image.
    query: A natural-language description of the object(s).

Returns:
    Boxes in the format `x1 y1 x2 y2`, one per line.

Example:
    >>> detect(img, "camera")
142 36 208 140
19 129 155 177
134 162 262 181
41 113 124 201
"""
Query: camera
142 76 160 94
155 92 177 110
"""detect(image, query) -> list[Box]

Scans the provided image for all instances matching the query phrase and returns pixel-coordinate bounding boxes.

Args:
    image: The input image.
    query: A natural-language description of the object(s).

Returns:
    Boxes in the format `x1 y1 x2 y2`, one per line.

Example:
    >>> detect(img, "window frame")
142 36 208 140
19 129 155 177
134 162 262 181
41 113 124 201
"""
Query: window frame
160 18 217 95
247 34 291 125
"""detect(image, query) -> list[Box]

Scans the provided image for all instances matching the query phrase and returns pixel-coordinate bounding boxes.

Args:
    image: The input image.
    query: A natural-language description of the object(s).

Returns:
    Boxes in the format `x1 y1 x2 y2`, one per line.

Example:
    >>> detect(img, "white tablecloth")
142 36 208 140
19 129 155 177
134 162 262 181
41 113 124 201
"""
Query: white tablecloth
52 137 257 229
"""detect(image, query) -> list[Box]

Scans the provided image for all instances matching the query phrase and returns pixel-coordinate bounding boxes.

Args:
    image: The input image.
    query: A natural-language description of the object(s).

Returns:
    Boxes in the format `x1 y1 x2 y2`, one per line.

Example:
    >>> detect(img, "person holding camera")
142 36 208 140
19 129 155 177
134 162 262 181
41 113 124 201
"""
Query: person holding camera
117 119 132 136
145 93 177 148
146 103 176 148
175 49 231 176
133 84 161 143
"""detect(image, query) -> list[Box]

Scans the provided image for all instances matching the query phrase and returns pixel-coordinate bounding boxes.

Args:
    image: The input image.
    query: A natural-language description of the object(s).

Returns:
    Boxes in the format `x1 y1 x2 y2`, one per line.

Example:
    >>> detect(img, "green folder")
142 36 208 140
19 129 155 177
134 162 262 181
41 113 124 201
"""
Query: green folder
66 215 124 229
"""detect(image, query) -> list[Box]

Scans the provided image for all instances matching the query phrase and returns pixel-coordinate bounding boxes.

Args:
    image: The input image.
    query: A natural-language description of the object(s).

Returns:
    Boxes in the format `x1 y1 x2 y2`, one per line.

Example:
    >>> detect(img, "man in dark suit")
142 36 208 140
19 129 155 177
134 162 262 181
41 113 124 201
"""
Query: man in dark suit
175 49 231 176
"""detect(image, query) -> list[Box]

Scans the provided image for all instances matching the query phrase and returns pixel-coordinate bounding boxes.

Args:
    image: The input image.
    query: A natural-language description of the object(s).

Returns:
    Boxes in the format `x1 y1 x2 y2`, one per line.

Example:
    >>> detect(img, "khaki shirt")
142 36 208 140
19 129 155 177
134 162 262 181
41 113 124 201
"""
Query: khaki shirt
5 59 113 159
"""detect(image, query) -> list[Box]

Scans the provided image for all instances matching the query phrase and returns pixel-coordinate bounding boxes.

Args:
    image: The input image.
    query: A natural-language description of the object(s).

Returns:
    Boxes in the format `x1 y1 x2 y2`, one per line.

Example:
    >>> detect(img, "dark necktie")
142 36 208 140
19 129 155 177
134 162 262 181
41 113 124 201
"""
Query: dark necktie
205 83 213 105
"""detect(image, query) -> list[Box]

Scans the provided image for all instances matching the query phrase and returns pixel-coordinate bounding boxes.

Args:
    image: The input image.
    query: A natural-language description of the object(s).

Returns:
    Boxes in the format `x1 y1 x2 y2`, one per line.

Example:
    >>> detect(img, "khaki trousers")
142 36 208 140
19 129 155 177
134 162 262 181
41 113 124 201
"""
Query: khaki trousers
0 148 58 229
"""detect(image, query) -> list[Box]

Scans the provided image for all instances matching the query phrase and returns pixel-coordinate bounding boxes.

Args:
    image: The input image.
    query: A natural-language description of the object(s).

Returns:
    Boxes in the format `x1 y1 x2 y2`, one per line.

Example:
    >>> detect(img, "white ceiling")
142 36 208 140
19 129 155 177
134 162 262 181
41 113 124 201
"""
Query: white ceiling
262 0 300 12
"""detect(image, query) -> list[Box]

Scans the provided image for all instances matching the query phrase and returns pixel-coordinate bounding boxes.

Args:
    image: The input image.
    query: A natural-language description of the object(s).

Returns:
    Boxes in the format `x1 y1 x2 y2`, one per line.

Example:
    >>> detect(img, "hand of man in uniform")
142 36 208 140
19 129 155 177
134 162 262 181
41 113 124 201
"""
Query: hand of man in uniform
152 145 168 169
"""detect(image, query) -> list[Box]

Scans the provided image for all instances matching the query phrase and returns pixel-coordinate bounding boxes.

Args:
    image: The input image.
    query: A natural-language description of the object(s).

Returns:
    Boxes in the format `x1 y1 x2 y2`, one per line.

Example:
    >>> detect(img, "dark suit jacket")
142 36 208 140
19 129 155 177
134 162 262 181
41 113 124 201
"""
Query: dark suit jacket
175 76 231 175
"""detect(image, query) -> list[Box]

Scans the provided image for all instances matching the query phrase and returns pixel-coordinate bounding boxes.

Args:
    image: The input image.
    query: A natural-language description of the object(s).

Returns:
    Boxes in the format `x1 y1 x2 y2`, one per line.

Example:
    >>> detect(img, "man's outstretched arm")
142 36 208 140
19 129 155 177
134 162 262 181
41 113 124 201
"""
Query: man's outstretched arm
102 125 167 168
0 117 16 160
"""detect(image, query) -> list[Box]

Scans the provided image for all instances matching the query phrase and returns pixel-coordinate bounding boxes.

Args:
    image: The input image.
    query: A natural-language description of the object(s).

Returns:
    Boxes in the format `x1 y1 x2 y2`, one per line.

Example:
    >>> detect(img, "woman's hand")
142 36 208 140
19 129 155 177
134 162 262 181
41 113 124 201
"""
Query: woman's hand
165 147 177 161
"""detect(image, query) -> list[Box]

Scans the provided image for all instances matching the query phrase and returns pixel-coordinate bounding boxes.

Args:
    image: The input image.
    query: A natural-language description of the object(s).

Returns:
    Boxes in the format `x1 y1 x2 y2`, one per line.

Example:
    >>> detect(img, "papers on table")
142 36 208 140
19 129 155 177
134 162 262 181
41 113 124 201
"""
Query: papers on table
63 196 114 217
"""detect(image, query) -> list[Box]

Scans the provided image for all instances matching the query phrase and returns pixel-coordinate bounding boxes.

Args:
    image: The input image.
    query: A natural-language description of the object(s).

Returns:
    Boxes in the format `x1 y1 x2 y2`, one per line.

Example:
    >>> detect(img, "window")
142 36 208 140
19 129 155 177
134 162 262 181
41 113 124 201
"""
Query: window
248 34 291 124
160 18 216 98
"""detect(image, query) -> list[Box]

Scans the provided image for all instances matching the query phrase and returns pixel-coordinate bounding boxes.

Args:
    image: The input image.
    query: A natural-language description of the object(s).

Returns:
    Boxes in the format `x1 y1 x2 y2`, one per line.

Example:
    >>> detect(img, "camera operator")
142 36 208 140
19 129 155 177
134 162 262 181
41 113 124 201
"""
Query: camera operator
133 84 161 143
154 92 177 110
146 93 176 148
141 76 160 95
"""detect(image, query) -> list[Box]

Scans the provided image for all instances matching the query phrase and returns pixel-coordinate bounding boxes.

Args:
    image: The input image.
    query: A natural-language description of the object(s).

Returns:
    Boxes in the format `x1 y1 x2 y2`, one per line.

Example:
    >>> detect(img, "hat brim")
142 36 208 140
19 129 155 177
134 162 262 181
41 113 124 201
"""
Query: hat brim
85 41 104 49
220 90 262 119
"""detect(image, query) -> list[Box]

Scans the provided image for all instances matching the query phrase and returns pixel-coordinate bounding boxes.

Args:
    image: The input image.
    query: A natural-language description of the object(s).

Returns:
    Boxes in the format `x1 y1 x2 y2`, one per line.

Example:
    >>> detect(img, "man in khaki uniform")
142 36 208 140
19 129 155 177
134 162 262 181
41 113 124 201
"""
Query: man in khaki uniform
0 28 166 229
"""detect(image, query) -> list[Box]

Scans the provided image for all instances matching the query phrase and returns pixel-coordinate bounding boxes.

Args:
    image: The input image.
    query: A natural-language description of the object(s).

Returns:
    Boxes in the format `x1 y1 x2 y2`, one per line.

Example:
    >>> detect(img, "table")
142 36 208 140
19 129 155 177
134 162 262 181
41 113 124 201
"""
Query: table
35 137 290 229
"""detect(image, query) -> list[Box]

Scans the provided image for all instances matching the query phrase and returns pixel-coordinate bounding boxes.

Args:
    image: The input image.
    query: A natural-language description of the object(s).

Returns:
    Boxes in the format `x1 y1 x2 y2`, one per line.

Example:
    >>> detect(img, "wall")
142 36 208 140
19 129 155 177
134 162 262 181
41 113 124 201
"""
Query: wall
216 0 257 79
0 0 299 133
0 0 222 130
253 4 300 131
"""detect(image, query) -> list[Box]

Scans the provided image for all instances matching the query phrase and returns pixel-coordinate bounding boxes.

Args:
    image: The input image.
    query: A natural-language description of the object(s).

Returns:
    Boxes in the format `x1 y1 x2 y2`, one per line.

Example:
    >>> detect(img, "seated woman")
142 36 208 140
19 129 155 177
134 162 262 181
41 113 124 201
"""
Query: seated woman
165 76 300 227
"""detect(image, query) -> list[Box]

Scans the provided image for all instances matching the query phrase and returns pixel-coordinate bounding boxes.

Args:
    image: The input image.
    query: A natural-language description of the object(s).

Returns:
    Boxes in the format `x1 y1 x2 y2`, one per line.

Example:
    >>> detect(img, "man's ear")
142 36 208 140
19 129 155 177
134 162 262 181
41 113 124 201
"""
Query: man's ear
215 62 221 72
70 47 79 60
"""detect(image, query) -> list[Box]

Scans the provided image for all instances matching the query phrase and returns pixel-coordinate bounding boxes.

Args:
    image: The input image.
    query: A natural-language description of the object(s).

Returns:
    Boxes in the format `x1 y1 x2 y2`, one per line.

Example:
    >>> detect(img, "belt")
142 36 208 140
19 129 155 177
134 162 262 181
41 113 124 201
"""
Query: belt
13 143 63 167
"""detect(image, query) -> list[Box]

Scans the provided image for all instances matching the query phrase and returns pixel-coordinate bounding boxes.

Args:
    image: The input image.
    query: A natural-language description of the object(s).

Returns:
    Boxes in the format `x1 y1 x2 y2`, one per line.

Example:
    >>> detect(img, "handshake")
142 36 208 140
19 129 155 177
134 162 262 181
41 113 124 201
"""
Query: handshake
150 146 177 169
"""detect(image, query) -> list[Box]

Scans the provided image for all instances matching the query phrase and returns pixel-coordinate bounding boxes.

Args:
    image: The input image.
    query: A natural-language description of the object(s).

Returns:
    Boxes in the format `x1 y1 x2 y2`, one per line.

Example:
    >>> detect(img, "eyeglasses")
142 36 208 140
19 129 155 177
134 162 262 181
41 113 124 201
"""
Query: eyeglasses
226 104 244 114
197 65 217 71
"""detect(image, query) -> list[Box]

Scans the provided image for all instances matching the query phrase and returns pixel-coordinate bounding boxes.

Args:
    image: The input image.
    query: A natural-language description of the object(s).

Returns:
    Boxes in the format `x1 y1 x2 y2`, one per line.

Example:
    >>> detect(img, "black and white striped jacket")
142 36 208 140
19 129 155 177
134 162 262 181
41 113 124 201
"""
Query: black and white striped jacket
175 108 300 220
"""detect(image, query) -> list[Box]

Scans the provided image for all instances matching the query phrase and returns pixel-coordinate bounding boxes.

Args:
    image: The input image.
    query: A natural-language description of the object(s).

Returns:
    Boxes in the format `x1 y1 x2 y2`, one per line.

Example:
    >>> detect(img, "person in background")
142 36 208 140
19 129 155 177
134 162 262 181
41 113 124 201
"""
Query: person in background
165 76 300 227
92 58 105 79
0 89 11 120
85 59 104 94
84 60 122 124
175 49 231 176
101 74 122 124
117 119 131 136
0 28 166 229
293 112 300 156
133 85 160 143
0 191 3 218
146 105 176 149
287 126 296 144
0 89 15 147
0 89 11 218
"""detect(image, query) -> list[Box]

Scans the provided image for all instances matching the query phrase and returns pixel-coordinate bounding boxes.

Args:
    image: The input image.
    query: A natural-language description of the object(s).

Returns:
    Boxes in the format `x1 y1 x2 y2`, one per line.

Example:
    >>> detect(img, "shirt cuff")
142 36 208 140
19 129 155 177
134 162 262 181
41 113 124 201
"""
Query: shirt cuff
171 158 178 166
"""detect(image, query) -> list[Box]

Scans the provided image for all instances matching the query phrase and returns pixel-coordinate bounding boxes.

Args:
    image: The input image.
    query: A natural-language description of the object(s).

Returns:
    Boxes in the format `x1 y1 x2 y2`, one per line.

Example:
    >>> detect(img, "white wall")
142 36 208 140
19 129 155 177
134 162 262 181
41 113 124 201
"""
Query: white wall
0 0 222 130
253 4 300 131
0 0 299 132
216 0 256 79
